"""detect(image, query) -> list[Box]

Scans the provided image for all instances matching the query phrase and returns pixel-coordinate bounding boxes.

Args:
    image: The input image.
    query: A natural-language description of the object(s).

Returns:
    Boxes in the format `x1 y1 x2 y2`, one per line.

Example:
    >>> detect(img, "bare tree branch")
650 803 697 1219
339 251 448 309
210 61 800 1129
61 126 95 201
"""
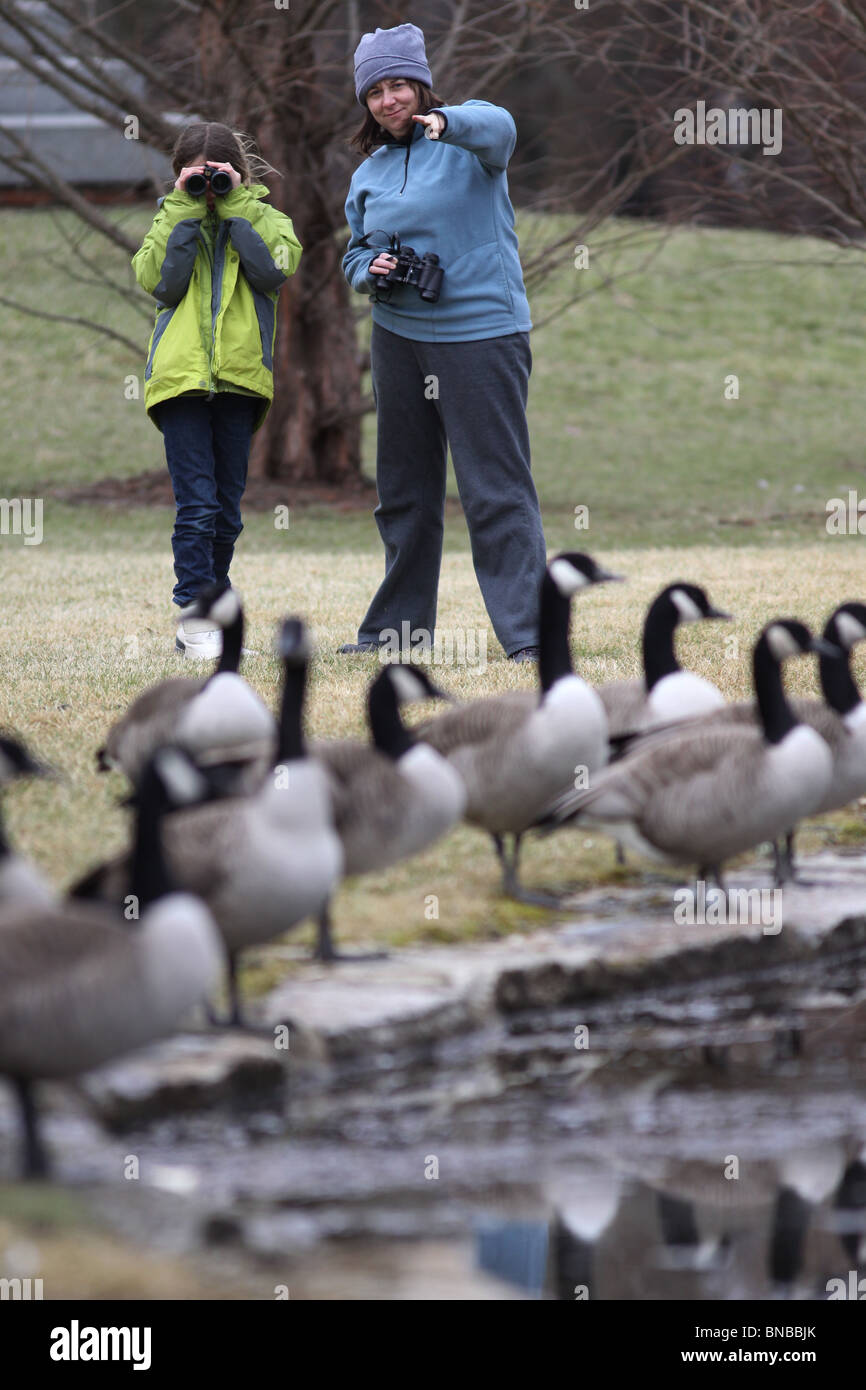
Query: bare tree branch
0 124 140 252
0 294 141 356
41 0 193 109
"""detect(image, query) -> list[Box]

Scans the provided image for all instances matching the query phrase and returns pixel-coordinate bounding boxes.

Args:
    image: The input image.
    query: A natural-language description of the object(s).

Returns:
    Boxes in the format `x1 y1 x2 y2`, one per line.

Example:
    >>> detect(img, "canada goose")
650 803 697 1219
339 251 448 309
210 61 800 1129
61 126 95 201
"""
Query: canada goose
0 735 56 908
770 1146 848 1288
414 553 620 905
631 601 866 879
597 582 731 736
834 1153 866 1268
72 619 343 1023
549 1166 623 1297
312 663 466 961
646 1145 845 1282
96 585 274 791
541 620 836 886
0 747 223 1178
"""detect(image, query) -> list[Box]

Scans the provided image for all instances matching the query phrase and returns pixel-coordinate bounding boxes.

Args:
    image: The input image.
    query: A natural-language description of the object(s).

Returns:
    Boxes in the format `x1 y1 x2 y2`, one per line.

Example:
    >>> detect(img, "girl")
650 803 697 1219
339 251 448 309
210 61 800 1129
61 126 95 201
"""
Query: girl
341 24 547 662
132 122 302 658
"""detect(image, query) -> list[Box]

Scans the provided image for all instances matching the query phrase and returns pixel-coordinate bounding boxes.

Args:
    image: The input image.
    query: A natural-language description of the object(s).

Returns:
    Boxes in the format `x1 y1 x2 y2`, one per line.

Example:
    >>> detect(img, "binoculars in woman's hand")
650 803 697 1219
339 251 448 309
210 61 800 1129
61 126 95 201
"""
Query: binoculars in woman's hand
184 166 233 196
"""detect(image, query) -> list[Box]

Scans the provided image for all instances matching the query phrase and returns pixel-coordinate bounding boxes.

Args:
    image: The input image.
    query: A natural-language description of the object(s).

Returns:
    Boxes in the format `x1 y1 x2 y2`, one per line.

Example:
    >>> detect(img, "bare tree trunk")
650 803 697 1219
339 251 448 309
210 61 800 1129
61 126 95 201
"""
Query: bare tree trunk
193 9 365 485
251 198 363 487
251 28 363 485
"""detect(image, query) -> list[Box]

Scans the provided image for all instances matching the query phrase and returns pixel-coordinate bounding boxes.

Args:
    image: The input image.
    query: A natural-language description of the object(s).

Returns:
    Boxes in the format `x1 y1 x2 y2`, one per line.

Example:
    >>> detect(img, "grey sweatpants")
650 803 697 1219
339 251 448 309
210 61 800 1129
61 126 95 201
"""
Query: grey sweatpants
358 323 548 655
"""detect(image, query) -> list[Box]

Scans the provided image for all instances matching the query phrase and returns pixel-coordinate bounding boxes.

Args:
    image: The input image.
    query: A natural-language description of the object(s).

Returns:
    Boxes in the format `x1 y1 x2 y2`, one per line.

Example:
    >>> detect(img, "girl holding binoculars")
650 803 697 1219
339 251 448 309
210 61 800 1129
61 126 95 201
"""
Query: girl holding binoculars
133 122 302 658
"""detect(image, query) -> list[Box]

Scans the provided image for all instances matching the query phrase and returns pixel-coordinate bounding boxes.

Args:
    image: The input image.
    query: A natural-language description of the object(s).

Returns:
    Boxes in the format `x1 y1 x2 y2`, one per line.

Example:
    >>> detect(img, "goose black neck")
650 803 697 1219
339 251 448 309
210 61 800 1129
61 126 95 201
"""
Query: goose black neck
131 763 174 912
277 658 307 763
0 805 8 859
538 571 575 696
819 623 861 717
368 674 414 761
643 595 681 691
215 600 243 675
753 637 798 745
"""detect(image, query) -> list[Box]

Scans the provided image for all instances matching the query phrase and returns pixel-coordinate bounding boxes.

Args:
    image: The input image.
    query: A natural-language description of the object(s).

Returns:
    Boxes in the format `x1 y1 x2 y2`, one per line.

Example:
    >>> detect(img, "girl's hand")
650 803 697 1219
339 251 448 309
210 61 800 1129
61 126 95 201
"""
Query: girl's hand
206 161 242 189
412 112 445 140
369 253 398 276
175 165 205 191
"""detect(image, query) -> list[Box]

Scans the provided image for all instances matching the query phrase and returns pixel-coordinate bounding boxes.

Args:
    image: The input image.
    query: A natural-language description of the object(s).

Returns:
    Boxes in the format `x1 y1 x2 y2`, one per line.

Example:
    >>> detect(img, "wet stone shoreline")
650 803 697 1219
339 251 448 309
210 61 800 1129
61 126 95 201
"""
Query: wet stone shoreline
2 850 866 1299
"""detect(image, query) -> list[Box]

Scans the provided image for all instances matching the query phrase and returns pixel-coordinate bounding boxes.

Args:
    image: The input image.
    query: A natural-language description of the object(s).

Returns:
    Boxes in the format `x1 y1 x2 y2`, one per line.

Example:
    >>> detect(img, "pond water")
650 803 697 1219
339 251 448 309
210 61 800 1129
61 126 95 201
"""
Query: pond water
5 936 861 1300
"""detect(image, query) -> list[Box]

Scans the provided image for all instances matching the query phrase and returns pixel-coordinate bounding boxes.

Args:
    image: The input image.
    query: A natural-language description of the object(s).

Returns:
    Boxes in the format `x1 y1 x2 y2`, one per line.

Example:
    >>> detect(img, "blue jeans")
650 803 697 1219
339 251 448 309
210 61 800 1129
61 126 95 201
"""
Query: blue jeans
156 392 259 608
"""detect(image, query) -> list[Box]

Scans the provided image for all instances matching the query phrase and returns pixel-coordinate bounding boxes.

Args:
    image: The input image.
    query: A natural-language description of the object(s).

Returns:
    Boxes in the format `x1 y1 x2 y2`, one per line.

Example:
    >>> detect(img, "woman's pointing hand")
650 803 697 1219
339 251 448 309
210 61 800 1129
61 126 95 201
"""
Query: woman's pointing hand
412 112 445 140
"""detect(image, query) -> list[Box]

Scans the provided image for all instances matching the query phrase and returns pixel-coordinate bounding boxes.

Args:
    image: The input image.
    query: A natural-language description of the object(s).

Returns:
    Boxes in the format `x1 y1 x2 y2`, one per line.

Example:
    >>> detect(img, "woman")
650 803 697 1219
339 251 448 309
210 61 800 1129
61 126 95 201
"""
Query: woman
133 122 302 658
341 23 547 662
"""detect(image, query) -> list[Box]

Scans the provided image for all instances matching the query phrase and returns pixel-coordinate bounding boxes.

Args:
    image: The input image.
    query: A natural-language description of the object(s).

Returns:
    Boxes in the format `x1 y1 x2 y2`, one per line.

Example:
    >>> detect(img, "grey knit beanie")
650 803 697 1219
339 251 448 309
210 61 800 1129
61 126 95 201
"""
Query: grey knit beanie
354 23 432 105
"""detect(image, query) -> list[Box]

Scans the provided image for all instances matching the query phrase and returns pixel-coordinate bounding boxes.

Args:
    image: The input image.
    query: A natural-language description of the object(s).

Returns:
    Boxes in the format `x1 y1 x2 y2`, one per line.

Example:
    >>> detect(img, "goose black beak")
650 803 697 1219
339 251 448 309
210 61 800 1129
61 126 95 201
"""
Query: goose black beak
811 637 842 658
595 570 626 585
707 608 733 621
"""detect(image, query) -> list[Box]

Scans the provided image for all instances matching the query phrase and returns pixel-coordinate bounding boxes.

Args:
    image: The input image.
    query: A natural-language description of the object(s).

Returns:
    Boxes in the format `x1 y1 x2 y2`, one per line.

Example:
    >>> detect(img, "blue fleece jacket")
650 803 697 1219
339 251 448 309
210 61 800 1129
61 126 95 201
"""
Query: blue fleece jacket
342 100 531 343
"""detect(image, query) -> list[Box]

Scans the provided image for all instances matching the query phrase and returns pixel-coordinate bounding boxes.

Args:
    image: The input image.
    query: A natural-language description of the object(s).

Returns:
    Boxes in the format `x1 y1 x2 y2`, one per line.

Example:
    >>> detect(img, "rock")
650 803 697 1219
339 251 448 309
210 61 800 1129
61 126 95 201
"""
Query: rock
82 1033 286 1131
258 852 866 1091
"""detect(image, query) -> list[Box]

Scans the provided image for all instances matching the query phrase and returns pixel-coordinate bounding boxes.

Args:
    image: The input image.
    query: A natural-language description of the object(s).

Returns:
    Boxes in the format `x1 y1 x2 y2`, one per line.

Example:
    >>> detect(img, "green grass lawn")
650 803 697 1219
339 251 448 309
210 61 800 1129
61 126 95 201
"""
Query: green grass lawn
2 207 866 545
1 207 866 988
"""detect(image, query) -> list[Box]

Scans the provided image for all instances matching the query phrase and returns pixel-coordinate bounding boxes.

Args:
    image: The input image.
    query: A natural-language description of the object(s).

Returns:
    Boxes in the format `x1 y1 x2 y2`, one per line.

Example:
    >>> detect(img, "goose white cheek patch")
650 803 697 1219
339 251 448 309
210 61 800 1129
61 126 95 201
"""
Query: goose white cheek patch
670 589 705 624
765 624 803 662
835 611 866 650
154 750 206 806
389 666 430 705
548 558 590 595
210 588 241 628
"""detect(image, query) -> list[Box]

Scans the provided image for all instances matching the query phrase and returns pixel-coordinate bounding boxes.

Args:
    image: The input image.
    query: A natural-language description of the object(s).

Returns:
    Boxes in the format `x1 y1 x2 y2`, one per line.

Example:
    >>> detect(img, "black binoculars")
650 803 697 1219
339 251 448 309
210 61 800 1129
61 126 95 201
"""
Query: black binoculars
358 231 445 303
380 239 444 303
184 165 233 197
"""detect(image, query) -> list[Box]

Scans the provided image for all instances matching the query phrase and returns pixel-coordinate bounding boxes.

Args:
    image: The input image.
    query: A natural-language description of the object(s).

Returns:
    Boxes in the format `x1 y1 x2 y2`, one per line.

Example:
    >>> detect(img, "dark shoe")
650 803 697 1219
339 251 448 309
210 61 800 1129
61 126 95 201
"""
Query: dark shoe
509 646 540 663
337 641 379 655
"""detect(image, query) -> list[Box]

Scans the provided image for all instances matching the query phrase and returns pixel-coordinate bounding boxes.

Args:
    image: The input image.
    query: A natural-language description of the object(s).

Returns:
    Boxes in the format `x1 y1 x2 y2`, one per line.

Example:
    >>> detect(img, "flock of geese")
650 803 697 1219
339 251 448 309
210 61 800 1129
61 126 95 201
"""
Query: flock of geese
1 555 866 1177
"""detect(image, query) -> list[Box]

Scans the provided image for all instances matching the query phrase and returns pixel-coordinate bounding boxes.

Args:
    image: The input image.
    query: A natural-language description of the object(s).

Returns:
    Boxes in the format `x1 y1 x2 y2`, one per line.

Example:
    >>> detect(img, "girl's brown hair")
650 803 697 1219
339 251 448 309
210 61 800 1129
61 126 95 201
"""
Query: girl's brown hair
350 82 449 156
171 122 275 185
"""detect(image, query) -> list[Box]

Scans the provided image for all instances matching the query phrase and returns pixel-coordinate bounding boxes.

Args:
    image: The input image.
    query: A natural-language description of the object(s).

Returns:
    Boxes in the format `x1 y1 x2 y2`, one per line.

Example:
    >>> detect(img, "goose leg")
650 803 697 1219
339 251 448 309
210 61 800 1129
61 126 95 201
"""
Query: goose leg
773 835 797 887
494 834 565 910
615 841 626 867
199 957 246 1029
781 827 836 888
199 956 251 1030
13 1077 50 1181
784 829 797 877
314 904 388 964
697 865 726 893
778 826 841 889
226 953 245 1029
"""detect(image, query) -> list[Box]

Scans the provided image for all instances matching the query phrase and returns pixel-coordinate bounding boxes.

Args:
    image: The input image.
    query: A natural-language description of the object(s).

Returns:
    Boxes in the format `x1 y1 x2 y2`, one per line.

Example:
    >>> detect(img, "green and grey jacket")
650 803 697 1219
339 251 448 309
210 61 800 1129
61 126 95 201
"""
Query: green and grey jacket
132 183 302 431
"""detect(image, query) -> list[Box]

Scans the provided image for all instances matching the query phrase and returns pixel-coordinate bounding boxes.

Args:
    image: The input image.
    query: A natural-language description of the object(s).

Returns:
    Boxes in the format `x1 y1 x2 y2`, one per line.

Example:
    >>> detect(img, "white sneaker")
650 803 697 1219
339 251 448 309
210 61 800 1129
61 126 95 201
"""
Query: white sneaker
176 619 223 661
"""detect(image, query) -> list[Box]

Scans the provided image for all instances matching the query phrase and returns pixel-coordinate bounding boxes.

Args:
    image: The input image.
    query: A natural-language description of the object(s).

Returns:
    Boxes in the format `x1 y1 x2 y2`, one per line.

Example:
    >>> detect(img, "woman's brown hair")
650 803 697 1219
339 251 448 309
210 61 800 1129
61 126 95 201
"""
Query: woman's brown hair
350 82 449 156
171 122 275 185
